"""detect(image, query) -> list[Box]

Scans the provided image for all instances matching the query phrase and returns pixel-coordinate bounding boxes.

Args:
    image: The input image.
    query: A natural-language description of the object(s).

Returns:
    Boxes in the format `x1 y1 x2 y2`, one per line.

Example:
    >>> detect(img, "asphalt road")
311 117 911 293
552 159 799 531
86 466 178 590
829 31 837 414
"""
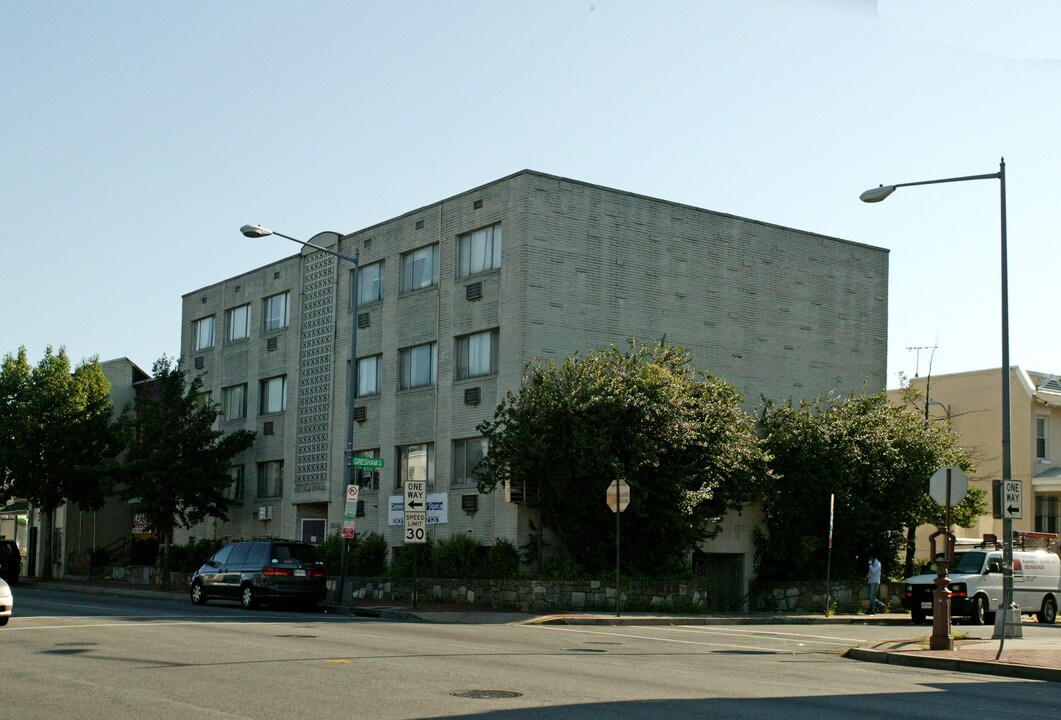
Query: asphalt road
5 585 1061 719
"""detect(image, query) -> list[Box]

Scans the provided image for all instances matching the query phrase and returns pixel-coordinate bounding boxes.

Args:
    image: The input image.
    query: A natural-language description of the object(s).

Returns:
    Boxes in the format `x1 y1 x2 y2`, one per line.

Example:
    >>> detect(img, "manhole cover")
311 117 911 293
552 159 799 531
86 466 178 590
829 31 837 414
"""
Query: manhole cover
565 648 606 653
55 642 97 647
276 634 317 639
451 690 523 699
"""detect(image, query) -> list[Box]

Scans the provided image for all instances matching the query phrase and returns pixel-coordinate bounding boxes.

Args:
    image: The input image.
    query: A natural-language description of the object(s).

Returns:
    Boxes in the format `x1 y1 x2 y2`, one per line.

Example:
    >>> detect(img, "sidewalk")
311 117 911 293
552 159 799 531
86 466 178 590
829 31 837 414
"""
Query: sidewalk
20 578 1061 682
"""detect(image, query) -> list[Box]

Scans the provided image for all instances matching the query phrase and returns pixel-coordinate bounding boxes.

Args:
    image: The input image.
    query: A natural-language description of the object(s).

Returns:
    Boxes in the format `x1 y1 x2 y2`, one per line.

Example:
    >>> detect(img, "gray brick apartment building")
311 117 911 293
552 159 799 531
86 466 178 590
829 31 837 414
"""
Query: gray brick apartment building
179 169 889 585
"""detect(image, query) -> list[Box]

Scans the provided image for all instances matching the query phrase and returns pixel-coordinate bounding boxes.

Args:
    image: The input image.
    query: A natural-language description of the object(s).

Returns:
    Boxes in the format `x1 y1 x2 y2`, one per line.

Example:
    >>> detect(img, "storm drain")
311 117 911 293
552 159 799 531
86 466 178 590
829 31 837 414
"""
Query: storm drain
55 642 97 647
451 690 523 699
564 648 606 653
275 634 317 639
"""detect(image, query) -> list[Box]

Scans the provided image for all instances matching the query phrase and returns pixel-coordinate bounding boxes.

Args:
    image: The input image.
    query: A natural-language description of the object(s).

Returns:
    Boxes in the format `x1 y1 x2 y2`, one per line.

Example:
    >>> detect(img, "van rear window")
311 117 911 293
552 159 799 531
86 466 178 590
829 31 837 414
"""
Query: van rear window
271 543 319 564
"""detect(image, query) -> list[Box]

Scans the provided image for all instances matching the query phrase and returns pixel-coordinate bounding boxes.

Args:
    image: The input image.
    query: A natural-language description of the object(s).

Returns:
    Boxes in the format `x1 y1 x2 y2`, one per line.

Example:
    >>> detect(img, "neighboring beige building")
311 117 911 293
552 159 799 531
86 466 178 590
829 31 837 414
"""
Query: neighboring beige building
891 366 1061 555
23 357 152 578
179 170 889 604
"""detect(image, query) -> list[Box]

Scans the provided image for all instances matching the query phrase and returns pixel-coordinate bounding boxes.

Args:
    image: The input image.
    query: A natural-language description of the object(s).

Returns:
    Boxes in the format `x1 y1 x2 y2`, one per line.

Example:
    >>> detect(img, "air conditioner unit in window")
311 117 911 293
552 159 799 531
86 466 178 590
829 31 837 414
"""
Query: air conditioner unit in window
258 505 273 520
466 282 483 301
357 312 371 329
464 387 481 406
461 494 479 512
353 406 367 422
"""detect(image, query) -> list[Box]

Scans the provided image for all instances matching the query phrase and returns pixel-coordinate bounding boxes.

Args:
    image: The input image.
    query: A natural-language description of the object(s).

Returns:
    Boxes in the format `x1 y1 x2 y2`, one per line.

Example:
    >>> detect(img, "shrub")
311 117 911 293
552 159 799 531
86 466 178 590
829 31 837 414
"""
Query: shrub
481 538 521 579
432 534 483 578
349 532 388 576
319 532 389 576
166 537 227 573
391 541 432 577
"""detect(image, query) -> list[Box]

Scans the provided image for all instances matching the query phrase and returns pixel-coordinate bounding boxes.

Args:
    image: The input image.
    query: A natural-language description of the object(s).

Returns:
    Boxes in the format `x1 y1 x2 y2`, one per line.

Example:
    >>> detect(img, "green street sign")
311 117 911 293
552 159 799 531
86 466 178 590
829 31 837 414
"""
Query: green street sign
351 456 384 469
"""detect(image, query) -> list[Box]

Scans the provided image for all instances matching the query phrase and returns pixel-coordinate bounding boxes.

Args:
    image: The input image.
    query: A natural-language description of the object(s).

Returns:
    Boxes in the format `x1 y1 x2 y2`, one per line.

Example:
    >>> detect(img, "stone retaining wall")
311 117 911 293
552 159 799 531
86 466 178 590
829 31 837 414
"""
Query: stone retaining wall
750 581 906 614
343 577 725 613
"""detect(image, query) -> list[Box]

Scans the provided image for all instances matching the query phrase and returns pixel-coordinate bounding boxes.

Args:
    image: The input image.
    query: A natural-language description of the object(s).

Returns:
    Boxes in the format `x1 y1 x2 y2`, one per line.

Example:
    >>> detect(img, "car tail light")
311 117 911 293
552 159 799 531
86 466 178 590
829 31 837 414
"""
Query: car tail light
307 569 326 579
263 567 294 577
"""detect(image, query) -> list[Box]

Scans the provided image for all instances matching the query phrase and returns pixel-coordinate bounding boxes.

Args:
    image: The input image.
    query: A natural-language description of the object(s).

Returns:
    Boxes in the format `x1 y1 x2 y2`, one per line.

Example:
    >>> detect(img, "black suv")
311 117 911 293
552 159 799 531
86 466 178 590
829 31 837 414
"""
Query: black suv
189 540 327 610
0 540 21 584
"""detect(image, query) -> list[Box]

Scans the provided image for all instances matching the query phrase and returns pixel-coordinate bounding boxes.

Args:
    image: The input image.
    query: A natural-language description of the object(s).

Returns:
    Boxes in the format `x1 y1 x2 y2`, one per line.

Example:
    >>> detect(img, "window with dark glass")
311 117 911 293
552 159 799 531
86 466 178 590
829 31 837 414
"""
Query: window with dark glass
457 224 502 277
400 244 439 292
398 343 437 389
453 437 488 487
455 329 499 380
396 443 434 489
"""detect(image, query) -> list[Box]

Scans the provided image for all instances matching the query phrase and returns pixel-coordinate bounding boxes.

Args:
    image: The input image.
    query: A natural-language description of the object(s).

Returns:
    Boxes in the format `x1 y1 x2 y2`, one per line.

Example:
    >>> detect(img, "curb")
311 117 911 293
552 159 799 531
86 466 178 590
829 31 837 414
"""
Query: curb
843 647 1061 683
528 614 914 627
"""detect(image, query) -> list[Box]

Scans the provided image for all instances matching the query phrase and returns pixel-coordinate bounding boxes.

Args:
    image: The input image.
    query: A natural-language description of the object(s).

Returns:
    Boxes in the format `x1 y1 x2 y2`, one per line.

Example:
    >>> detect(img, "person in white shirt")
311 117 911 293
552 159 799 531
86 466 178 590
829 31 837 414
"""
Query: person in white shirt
866 554 883 614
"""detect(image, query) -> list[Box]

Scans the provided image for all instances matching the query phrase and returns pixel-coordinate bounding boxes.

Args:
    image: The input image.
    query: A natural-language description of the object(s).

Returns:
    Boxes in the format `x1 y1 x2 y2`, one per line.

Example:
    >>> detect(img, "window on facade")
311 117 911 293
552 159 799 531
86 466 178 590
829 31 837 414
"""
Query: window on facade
225 304 251 342
222 383 247 420
400 244 439 293
193 316 215 351
263 291 290 331
398 342 437 390
458 224 502 277
453 437 488 487
357 355 382 397
260 375 287 414
1036 495 1059 534
194 391 212 407
226 465 245 502
397 443 434 489
354 449 381 490
354 262 383 306
455 329 499 380
1037 417 1049 460
257 460 283 498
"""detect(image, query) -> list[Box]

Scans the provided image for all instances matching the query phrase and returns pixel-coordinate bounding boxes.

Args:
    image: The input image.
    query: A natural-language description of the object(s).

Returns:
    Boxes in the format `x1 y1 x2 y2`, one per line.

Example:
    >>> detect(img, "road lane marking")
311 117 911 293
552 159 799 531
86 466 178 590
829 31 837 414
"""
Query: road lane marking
529 625 784 652
660 626 861 647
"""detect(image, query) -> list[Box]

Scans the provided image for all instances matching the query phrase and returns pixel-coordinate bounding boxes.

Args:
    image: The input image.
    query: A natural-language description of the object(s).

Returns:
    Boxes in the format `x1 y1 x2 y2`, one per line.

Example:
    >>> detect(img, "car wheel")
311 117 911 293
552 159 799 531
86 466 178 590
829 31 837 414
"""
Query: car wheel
240 583 259 610
190 580 208 606
0 617 8 627
1038 597 1057 624
970 595 986 625
911 610 927 625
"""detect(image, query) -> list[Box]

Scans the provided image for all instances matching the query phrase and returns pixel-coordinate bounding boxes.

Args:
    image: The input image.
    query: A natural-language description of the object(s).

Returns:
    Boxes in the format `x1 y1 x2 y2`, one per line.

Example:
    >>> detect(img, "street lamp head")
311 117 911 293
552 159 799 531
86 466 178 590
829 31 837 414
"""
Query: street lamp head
859 185 896 203
240 224 273 238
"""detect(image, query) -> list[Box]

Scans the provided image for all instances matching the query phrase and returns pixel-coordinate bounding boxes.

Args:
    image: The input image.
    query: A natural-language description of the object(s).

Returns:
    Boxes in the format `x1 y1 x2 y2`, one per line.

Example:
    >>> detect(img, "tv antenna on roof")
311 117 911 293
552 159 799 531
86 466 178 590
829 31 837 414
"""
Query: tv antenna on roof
906 345 938 378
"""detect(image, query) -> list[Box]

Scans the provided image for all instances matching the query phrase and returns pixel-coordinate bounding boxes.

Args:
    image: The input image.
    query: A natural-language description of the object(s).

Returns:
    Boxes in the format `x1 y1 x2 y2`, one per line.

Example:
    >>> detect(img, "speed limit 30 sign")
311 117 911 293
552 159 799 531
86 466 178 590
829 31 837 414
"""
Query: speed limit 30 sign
404 512 427 544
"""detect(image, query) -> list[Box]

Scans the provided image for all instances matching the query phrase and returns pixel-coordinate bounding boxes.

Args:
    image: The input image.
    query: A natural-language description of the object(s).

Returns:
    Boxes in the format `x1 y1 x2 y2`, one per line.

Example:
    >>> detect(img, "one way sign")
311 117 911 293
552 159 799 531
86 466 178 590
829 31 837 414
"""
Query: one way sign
404 480 426 513
1003 480 1023 519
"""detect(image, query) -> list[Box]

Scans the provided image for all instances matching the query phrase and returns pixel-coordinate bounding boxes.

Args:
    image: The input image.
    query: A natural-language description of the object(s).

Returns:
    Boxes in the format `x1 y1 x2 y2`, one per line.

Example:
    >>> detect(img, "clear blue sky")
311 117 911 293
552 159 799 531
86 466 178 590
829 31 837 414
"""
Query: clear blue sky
2 0 1058 387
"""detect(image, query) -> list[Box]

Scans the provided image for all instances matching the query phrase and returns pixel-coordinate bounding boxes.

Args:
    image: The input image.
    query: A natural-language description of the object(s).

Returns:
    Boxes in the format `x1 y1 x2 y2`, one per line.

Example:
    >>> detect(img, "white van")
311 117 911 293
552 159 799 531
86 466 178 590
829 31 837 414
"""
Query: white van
901 547 1061 625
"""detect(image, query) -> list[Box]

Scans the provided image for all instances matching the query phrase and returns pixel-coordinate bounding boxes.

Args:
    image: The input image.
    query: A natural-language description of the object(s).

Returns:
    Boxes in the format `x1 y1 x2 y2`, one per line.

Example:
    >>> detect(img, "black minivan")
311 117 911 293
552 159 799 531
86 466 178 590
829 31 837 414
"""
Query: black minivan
189 540 328 609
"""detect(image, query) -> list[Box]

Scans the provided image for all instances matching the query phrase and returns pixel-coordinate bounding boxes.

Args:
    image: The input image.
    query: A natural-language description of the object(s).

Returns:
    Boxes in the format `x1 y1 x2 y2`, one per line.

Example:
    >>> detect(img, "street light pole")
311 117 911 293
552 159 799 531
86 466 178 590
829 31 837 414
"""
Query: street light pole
240 224 360 604
860 158 1012 650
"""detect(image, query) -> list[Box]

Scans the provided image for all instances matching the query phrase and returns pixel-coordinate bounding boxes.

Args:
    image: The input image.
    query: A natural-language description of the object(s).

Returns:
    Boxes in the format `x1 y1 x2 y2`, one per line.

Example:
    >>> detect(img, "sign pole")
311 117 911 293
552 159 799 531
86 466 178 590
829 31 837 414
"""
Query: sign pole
826 493 834 615
606 479 630 618
616 498 621 618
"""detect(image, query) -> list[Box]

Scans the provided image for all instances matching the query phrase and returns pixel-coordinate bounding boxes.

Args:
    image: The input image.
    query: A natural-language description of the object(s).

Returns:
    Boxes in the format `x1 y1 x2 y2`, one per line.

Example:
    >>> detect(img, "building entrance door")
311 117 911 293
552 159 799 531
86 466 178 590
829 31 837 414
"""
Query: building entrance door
301 518 326 544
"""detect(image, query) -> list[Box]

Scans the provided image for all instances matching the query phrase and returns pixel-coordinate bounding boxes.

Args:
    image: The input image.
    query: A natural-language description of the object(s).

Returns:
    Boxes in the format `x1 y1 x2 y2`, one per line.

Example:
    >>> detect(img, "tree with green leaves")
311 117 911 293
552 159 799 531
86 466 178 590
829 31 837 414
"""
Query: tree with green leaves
475 339 770 576
118 357 255 587
0 346 123 578
755 392 977 583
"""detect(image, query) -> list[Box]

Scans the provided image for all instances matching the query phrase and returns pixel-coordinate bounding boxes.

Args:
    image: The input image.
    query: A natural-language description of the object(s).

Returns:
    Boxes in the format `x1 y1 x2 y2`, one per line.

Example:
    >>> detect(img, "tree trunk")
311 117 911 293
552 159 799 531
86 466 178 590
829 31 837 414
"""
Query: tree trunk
39 506 55 579
160 530 171 590
903 525 916 579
